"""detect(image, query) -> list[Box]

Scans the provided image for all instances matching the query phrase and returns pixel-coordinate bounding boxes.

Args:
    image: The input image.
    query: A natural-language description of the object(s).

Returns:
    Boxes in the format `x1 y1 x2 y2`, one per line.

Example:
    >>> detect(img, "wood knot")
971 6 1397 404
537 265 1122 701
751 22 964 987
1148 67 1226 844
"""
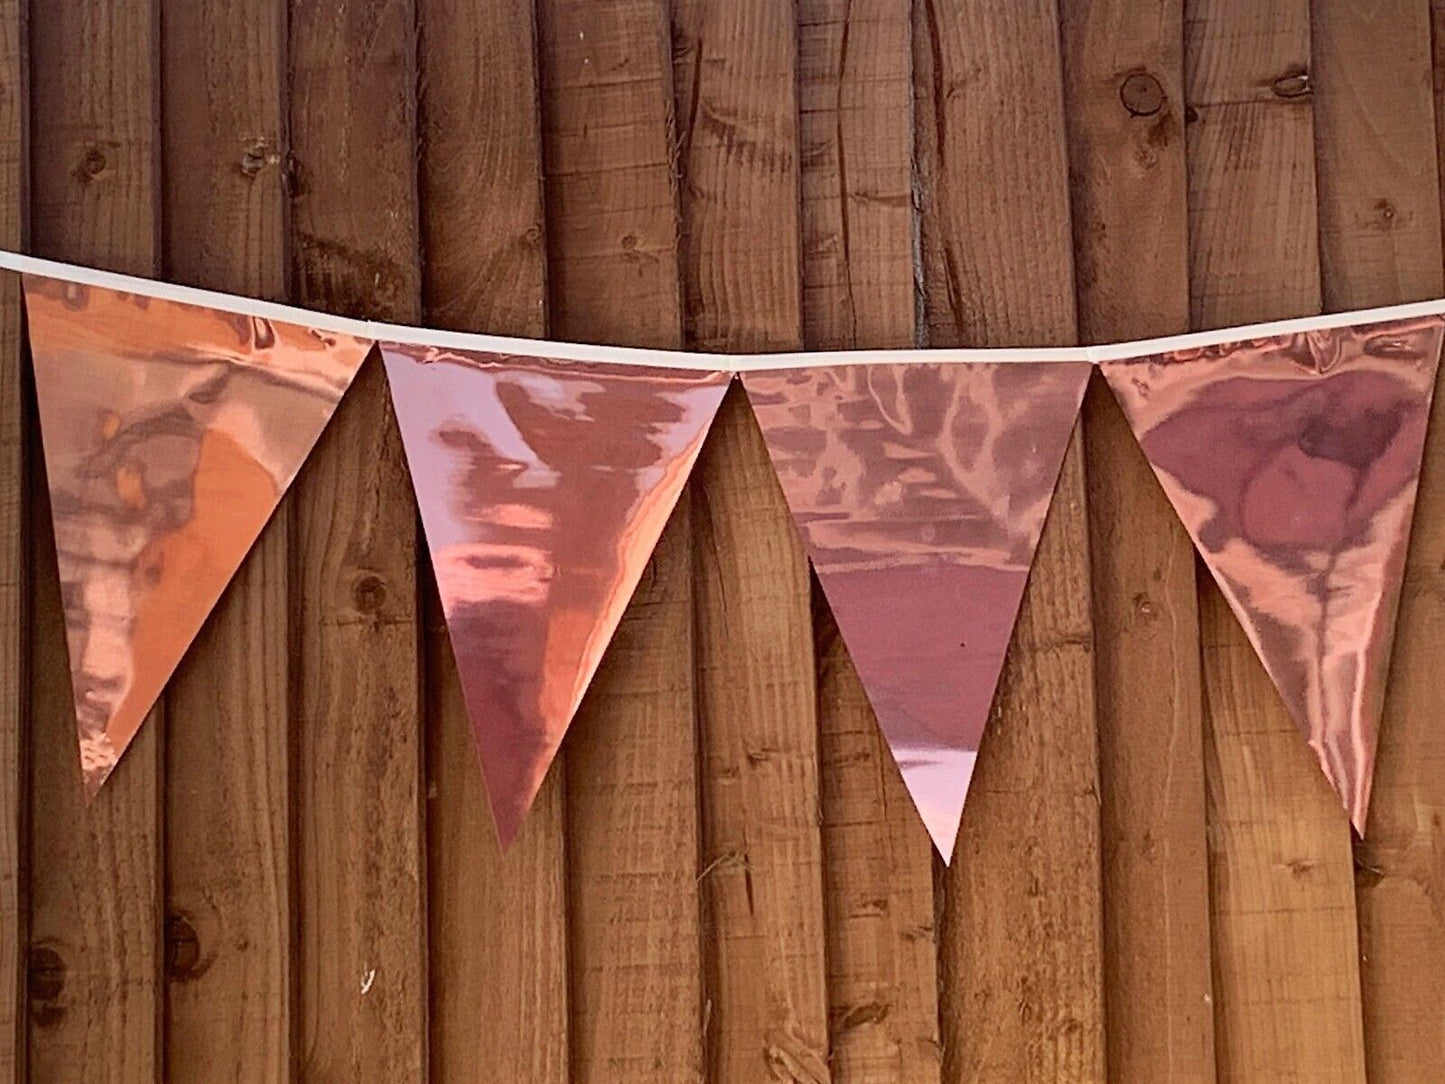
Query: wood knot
165 914 203 980
352 573 388 613
26 948 65 1017
238 139 277 179
74 145 108 182
1271 69 1311 99
1119 72 1164 117
1354 859 1386 891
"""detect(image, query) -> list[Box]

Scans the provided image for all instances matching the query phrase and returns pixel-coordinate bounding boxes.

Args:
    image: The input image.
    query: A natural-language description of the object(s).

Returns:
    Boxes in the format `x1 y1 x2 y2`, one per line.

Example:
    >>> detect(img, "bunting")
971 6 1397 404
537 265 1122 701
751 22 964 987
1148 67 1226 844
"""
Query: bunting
23 272 374 793
741 360 1091 859
1100 317 1443 829
11 250 1445 854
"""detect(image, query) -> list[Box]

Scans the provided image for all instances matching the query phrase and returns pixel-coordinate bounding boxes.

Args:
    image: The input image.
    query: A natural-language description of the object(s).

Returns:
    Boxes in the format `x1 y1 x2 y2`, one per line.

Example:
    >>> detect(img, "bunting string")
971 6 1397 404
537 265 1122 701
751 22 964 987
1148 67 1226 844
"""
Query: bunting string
7 248 1440 862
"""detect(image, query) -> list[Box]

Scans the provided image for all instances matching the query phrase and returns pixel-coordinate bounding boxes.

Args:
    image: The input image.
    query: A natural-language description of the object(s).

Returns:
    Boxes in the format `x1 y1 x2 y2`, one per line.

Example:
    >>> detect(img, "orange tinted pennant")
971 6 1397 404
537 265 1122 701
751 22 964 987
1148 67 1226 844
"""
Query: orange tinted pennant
24 273 373 793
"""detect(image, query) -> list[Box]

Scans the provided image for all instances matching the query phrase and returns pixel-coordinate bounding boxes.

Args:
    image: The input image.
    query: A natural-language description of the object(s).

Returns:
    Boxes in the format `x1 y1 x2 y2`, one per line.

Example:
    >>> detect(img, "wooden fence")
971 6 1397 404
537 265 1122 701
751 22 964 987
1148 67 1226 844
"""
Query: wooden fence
2 0 1444 1080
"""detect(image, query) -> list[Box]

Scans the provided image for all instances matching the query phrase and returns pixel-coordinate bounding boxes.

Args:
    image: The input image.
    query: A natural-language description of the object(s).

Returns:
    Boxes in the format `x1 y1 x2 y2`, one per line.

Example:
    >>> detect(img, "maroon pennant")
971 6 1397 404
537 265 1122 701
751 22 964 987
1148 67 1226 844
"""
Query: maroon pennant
1101 317 1444 830
741 360 1091 860
381 341 730 847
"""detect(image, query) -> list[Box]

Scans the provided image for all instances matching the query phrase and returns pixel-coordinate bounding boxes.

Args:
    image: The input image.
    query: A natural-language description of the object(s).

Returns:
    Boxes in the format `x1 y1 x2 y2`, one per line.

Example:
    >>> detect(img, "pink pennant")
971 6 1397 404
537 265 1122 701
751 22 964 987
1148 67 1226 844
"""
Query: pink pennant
742 361 1091 860
23 273 374 793
380 342 729 847
1101 317 1444 830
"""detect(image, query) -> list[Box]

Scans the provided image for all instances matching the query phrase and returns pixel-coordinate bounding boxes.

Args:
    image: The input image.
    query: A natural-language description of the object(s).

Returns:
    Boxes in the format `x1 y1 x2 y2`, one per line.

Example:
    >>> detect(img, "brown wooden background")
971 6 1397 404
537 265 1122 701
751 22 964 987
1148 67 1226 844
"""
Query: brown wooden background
1 0 1443 1081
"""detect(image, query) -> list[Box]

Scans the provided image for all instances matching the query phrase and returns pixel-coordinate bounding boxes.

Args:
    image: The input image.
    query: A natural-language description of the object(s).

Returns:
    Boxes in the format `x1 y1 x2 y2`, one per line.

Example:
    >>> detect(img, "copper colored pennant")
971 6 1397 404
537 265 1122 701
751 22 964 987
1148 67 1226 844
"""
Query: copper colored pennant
741 360 1091 861
380 342 730 848
23 273 375 794
1101 317 1444 830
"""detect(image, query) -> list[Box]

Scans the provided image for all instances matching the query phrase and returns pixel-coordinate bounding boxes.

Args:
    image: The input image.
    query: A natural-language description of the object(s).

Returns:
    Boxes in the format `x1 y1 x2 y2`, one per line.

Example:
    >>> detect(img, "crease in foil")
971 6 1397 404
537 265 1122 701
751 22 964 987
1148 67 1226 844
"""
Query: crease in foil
1101 317 1444 829
380 342 730 847
23 273 375 793
742 361 1091 861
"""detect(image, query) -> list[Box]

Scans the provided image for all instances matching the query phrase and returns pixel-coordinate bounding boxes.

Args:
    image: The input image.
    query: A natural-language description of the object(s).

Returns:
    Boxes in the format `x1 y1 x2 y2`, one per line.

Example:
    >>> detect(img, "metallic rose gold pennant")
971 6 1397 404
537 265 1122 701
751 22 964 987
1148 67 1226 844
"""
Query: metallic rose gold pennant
1101 317 1444 830
741 361 1091 861
23 273 375 794
380 342 730 847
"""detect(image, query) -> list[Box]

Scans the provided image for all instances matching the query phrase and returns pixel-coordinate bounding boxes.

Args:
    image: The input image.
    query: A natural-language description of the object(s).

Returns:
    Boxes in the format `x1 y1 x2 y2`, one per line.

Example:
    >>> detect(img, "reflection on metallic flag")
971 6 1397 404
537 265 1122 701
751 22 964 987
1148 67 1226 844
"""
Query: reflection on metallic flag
382 342 729 847
1102 318 1444 830
24 273 374 793
743 360 1091 861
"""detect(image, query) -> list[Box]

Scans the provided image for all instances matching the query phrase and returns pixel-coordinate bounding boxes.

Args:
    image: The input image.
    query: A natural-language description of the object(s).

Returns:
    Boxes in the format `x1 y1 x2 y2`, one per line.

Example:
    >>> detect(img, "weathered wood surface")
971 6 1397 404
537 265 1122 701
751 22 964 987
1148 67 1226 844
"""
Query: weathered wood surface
6 6 1445 1082
160 0 293 1078
27 3 162 1081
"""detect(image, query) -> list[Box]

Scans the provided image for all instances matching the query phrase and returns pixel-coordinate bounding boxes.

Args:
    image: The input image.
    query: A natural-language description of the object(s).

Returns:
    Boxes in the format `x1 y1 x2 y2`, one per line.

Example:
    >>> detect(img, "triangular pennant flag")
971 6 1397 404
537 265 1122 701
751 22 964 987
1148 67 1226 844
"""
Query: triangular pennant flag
23 272 375 794
1101 317 1444 830
741 360 1091 860
380 342 730 847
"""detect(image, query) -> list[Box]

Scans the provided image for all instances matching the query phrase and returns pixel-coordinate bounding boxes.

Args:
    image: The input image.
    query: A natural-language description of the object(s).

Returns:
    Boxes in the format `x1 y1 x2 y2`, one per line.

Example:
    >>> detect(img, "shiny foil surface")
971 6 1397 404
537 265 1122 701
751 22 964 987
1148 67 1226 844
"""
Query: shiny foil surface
1102 318 1444 829
742 361 1091 859
23 273 375 793
380 342 730 846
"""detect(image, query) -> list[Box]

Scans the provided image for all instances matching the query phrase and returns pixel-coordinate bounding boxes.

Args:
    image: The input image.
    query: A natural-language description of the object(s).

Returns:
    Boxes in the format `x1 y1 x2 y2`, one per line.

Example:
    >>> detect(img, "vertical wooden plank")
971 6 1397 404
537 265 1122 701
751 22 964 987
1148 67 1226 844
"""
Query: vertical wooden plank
1313 1 1445 1079
287 1 426 1079
797 1 942 1080
0 0 22 1078
914 2 1105 1080
27 0 162 1079
1184 2 1368 1079
415 2 567 1081
1315 0 1441 313
158 1 293 1078
535 2 705 1079
1058 2 1217 1080
672 4 832 1081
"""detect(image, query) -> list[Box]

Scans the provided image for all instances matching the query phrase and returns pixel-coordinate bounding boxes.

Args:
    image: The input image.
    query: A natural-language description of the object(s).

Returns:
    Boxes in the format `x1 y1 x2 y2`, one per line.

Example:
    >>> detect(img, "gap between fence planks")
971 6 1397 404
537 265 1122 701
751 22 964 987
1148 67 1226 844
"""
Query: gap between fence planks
797 0 944 1080
1185 2 1369 1079
159 0 293 1078
287 0 427 1079
1059 0 1217 1080
537 1 707 1080
1313 1 1445 1079
916 1 1106 1079
0 0 21 1078
416 1 568 1081
26 1 163 1080
674 2 834 1080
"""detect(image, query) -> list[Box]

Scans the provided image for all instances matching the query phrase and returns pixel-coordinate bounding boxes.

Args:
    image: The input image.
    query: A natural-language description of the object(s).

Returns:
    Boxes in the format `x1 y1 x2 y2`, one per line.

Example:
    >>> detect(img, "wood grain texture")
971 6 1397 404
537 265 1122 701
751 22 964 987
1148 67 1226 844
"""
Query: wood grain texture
1314 0 1441 313
416 1 568 1080
1185 2 1368 1079
540 0 684 352
797 1 942 1079
27 1 163 1080
534 2 706 1081
916 3 1104 1081
673 2 832 1081
287 1 426 1079
17 9 1445 1081
0 1 21 1077
1059 1 1217 1080
1314 2 1445 1079
158 1 293 1078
